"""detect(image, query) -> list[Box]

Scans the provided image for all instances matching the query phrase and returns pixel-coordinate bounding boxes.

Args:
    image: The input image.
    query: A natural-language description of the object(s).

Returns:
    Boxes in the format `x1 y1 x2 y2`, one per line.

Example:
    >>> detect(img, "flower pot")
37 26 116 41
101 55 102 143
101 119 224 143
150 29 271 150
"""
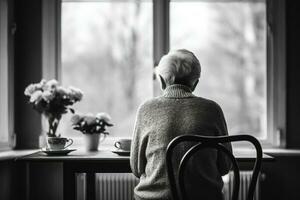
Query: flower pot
84 134 106 151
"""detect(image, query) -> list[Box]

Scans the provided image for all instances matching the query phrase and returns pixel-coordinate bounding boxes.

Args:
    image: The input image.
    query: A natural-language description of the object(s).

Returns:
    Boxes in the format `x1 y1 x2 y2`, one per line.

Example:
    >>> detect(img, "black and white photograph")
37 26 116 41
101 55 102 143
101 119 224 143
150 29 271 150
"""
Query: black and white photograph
0 0 298 200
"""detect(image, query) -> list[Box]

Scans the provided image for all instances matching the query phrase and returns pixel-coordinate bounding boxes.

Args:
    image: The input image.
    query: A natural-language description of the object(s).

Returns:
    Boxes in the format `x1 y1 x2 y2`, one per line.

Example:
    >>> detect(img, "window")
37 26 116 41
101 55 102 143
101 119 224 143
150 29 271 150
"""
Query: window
0 0 9 148
60 1 153 138
170 1 267 139
55 0 285 146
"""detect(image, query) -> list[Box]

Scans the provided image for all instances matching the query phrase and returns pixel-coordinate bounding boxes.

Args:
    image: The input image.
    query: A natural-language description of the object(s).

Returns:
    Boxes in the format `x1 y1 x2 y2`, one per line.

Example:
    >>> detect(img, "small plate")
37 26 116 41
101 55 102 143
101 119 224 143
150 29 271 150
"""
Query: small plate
41 148 76 156
111 149 130 156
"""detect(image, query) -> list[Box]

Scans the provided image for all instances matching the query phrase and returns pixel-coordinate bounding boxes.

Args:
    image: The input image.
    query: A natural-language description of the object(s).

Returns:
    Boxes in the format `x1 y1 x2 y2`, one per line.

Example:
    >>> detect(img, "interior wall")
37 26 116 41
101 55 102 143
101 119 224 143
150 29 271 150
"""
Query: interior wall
0 161 14 200
261 155 300 200
14 0 42 149
259 1 300 200
29 163 63 200
286 1 300 148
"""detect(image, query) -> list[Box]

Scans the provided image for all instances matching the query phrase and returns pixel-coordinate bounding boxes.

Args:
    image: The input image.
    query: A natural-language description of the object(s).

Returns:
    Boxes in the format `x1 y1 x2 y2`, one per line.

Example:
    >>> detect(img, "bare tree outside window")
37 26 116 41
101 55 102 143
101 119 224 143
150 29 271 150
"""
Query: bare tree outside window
60 1 153 139
171 1 267 138
61 0 266 141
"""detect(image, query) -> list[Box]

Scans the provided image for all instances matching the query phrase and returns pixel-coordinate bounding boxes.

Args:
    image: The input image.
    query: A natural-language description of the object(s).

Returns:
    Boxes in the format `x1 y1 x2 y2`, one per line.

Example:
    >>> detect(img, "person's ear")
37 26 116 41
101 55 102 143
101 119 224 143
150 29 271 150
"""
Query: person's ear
159 75 167 90
191 79 199 91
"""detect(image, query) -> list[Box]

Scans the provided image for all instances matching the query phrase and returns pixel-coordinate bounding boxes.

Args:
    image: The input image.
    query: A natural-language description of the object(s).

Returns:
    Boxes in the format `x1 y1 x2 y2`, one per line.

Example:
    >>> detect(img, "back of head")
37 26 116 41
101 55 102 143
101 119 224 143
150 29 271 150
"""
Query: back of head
156 49 201 88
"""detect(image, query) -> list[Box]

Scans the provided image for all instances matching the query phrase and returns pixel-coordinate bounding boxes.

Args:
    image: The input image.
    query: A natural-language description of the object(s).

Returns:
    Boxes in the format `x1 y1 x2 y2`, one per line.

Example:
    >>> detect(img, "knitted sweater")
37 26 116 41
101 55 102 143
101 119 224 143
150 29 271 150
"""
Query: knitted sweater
130 84 232 200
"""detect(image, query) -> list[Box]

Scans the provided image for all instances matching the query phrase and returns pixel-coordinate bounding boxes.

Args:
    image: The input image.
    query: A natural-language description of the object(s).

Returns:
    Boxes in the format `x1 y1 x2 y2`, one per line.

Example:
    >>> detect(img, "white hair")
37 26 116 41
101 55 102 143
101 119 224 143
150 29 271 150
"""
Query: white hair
155 49 201 87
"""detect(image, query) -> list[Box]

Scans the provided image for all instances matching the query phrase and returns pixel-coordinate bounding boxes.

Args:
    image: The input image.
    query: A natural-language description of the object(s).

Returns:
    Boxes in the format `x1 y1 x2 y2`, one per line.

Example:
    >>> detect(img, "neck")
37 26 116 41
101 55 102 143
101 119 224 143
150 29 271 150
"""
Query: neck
162 84 195 98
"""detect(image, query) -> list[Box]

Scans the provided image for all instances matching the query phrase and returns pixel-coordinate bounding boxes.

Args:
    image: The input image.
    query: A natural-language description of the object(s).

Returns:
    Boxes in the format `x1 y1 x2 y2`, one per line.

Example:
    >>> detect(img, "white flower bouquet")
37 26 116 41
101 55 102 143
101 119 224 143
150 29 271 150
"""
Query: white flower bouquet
24 79 83 137
71 113 113 135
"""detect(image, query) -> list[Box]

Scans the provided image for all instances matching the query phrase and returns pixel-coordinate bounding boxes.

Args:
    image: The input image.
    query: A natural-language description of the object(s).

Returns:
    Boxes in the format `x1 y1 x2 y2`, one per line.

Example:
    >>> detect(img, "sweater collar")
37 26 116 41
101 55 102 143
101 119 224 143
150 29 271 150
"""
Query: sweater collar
162 84 195 98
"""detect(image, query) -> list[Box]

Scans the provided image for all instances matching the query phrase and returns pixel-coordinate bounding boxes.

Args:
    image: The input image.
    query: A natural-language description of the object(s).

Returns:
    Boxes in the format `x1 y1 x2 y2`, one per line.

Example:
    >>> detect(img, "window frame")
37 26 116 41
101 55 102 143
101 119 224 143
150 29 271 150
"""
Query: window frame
0 0 14 150
266 0 286 147
153 0 286 147
45 0 286 147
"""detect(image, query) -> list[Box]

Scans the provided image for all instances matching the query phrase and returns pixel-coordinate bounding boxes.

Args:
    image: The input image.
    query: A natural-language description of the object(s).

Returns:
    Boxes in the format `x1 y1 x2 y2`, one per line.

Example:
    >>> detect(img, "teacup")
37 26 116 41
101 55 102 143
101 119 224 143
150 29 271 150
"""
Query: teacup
47 137 73 150
114 139 132 151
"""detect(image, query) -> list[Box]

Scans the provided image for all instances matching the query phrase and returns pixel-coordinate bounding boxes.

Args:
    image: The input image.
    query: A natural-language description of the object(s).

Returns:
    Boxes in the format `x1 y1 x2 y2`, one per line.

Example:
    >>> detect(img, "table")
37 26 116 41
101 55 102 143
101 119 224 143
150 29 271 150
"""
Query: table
17 149 274 200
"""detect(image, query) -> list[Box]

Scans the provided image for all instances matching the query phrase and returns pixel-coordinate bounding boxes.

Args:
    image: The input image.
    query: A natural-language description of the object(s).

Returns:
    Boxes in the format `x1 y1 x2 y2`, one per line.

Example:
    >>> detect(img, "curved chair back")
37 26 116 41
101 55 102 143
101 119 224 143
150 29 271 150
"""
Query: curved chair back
166 135 262 200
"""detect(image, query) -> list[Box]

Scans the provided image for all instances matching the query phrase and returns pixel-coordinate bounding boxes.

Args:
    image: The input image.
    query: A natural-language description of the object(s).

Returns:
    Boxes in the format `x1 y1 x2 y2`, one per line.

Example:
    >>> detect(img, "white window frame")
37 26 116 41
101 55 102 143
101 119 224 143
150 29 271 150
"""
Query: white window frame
43 0 286 147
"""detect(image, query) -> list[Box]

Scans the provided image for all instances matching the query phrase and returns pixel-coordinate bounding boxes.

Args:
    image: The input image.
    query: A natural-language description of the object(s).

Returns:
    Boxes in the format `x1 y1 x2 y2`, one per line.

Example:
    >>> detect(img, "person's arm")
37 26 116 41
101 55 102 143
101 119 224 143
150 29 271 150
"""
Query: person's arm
215 104 233 176
130 106 148 178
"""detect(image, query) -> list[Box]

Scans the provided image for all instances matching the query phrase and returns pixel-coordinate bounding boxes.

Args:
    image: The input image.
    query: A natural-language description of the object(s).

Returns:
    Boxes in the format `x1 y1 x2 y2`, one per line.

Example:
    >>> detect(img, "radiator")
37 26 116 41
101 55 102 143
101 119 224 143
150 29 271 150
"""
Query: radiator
76 171 263 200
223 171 263 200
96 173 139 200
76 173 139 200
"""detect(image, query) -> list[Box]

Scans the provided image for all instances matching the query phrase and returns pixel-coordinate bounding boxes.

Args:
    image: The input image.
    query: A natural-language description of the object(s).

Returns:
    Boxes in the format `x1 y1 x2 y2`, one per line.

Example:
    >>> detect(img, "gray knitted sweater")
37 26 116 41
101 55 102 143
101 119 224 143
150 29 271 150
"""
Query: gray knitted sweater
130 84 232 200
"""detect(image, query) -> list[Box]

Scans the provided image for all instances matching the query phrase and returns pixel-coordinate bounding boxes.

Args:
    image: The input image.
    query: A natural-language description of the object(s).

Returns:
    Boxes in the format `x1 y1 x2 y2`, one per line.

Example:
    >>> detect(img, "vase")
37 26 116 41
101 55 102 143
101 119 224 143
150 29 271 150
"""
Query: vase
40 114 61 148
44 114 62 137
83 134 106 151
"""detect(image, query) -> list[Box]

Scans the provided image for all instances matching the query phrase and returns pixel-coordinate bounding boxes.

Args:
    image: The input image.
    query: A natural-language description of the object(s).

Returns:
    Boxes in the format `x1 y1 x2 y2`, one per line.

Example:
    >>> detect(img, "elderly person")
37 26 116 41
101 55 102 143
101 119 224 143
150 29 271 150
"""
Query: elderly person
130 49 232 200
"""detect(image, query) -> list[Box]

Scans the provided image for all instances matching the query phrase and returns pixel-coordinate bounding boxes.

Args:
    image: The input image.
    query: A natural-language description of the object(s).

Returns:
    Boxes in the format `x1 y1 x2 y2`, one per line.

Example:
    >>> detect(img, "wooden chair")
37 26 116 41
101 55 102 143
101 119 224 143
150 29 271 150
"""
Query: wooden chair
166 135 262 200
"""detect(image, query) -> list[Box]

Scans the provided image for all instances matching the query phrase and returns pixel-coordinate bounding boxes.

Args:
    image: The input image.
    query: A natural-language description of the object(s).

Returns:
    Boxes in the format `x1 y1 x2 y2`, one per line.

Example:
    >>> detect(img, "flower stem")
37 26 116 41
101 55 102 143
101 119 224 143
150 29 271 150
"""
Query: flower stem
47 115 61 137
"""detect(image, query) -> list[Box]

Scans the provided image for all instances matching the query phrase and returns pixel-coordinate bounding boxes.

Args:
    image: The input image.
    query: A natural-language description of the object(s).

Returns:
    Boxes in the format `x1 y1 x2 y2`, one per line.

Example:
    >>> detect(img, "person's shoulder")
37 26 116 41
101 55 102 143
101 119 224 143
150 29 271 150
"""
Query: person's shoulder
137 97 162 112
193 96 224 113
192 96 219 106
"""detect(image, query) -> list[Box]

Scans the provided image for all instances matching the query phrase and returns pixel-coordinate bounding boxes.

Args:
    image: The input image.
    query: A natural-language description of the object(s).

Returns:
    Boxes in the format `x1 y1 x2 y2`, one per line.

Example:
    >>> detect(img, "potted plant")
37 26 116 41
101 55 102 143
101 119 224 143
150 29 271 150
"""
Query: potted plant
71 113 113 151
24 79 83 148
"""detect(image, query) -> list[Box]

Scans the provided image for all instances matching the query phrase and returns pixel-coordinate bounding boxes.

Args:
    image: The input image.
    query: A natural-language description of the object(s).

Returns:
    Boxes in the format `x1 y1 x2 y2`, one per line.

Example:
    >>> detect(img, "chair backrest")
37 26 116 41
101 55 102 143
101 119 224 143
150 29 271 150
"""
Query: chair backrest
166 134 262 200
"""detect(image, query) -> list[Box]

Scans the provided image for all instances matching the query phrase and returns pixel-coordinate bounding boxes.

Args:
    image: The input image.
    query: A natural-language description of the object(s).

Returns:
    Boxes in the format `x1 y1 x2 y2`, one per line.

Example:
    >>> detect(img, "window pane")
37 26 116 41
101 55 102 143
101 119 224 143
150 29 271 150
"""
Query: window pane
61 1 153 138
171 1 267 138
0 0 9 145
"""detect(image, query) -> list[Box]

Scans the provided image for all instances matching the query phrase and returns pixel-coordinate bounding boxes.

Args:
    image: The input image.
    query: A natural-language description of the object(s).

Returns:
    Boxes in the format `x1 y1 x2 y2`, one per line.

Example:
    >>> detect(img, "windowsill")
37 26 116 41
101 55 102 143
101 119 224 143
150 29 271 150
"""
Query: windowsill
1 140 299 162
0 149 39 162
263 148 300 156
234 147 300 157
0 136 125 162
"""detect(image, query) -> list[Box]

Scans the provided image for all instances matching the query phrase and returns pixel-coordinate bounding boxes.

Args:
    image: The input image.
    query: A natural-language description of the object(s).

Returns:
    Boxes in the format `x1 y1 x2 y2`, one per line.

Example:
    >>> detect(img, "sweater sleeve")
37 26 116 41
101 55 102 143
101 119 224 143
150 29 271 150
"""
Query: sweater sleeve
215 104 233 176
130 106 148 178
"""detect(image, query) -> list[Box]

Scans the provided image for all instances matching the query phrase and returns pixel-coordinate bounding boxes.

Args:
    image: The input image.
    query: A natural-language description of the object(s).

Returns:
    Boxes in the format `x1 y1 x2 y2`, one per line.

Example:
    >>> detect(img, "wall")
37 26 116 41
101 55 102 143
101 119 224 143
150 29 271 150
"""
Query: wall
14 0 42 149
261 155 300 200
0 0 43 198
0 161 15 200
259 1 300 200
28 163 63 200
286 1 300 148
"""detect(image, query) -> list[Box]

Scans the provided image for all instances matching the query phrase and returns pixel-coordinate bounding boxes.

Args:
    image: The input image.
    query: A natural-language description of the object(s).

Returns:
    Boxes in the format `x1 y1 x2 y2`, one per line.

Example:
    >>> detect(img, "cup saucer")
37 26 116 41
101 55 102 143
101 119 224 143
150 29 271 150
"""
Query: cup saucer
111 149 130 156
41 148 76 156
